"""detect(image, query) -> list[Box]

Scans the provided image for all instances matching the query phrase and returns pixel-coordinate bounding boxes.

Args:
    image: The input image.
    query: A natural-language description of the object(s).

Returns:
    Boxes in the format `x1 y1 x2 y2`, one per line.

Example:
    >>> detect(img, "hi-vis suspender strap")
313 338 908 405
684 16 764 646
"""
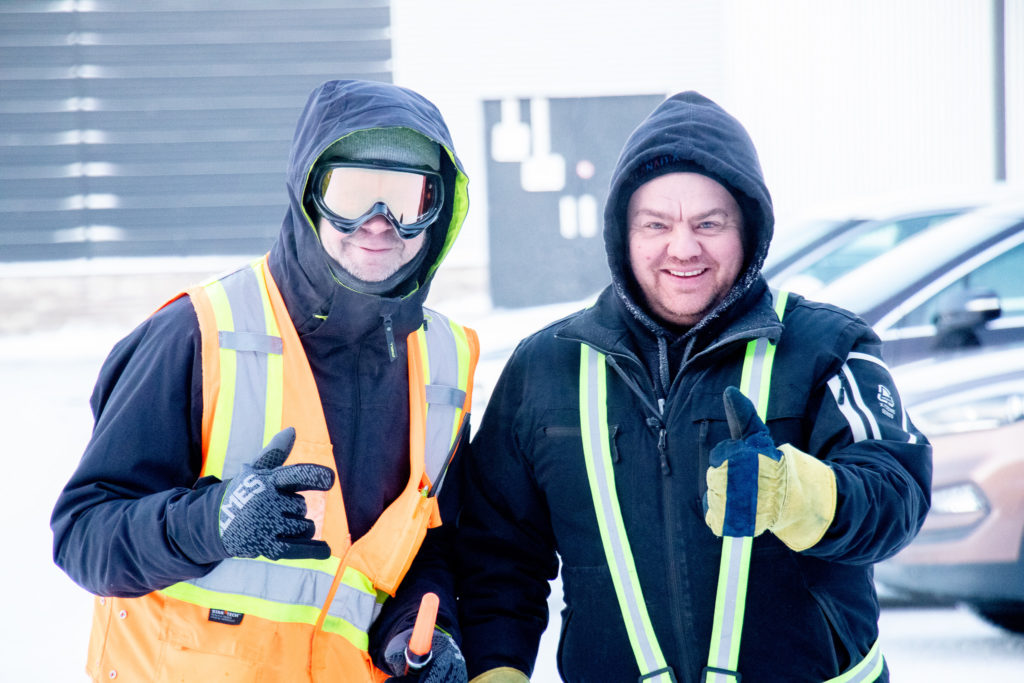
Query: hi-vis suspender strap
580 344 675 683
579 292 882 683
704 290 789 683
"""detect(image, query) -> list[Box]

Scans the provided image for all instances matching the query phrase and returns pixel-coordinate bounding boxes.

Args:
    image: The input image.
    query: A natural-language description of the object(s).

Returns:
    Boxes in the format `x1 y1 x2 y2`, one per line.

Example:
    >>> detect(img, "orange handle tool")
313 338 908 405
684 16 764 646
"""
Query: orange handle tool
405 592 440 673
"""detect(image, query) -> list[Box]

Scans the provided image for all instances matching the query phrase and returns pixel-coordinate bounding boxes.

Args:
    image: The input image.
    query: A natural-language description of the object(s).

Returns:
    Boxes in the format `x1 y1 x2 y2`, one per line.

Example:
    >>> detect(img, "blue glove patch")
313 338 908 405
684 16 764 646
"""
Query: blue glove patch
712 387 783 537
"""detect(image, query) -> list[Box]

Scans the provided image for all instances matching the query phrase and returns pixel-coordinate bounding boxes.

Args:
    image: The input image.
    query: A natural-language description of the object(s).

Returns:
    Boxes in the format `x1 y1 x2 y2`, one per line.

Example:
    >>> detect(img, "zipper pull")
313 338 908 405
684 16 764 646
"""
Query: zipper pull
646 417 671 475
383 314 397 362
657 427 670 475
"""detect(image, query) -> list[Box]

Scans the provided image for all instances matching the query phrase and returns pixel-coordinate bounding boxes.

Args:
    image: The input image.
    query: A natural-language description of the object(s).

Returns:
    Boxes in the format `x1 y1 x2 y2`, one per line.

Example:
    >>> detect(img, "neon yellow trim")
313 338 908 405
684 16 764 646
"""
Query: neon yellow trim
416 326 431 381
252 261 284 445
425 153 469 282
826 639 883 682
739 342 757 405
579 347 668 673
340 564 376 595
448 320 472 447
162 581 321 626
204 280 235 477
321 613 371 650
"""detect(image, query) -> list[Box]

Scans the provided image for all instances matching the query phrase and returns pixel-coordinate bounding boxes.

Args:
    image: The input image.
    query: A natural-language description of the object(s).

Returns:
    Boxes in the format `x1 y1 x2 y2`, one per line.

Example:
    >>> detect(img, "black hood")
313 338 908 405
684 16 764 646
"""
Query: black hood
267 79 470 339
603 91 773 338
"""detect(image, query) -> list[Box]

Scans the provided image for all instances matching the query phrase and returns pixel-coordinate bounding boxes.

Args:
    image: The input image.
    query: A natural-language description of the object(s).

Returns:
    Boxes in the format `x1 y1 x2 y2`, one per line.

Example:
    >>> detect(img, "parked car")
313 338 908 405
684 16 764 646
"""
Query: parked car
875 342 1024 633
814 193 1024 366
765 184 1019 296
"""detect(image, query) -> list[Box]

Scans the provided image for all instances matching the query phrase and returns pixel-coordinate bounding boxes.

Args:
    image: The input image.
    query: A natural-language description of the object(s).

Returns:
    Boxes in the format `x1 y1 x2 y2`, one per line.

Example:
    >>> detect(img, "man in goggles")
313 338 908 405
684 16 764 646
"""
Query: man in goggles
308 127 446 295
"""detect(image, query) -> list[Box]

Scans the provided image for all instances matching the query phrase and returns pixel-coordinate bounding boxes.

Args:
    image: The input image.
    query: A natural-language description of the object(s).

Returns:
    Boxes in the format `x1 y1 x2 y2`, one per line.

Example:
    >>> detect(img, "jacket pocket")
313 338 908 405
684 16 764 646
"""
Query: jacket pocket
156 600 271 682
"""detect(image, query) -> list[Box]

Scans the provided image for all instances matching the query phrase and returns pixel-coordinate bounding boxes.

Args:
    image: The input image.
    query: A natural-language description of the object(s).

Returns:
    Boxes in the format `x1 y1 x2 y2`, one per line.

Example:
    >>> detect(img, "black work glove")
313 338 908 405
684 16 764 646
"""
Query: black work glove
383 628 468 683
218 427 335 561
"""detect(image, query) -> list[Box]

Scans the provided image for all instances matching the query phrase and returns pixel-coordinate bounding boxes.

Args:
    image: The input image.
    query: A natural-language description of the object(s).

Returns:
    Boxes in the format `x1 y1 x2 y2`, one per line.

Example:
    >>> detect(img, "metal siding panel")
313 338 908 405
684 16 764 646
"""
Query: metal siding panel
0 1 392 261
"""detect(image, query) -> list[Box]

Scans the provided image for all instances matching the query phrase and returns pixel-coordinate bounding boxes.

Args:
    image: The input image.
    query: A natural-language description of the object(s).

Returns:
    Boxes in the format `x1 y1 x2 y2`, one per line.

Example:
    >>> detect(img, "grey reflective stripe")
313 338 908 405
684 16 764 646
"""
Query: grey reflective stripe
218 265 280 480
425 384 466 408
326 581 385 631
420 308 467 495
579 344 673 682
219 330 283 354
743 336 772 404
190 557 335 609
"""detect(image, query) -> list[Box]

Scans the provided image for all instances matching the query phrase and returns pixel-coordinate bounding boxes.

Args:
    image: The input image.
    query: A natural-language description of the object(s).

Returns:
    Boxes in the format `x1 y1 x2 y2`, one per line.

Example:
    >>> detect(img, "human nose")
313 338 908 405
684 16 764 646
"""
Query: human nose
665 226 701 261
358 215 399 236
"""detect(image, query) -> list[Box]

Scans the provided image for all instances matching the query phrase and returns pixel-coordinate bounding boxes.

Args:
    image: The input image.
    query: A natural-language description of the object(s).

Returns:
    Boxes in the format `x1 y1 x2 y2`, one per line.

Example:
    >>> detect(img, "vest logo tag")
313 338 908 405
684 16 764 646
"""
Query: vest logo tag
208 608 244 625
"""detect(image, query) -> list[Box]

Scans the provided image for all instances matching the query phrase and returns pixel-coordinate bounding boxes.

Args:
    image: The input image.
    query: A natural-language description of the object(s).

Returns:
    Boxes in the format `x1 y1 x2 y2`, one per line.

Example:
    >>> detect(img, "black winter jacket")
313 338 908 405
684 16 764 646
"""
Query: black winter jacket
50 80 472 659
456 92 931 682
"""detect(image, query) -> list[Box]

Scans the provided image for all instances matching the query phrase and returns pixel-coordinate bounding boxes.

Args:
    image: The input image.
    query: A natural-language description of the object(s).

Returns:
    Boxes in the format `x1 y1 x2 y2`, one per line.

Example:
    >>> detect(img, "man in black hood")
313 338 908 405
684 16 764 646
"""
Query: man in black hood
52 80 476 682
456 92 931 682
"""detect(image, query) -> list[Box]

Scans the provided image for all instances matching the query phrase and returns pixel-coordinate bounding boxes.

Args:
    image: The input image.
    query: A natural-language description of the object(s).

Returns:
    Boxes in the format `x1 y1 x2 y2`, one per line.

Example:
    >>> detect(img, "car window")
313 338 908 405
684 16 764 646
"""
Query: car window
798 212 959 287
893 240 1024 328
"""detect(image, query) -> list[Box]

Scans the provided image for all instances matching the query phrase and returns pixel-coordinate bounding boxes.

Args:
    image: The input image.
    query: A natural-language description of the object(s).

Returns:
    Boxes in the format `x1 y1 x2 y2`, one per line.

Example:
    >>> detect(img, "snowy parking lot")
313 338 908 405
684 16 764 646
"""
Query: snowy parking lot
5 278 1024 682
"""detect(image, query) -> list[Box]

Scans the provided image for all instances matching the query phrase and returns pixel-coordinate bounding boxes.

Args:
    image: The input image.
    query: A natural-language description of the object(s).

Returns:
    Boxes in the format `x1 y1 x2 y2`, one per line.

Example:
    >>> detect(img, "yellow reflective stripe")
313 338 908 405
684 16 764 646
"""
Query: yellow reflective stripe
321 613 371 651
253 261 283 444
826 639 883 683
447 320 472 448
162 580 322 626
579 346 671 680
339 563 375 595
417 324 431 378
204 279 235 478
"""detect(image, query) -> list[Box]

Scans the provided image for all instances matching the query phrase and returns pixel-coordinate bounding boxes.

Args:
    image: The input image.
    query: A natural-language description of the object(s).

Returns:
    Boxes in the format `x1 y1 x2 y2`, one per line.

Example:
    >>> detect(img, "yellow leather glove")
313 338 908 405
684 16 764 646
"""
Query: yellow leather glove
469 667 530 683
705 387 837 551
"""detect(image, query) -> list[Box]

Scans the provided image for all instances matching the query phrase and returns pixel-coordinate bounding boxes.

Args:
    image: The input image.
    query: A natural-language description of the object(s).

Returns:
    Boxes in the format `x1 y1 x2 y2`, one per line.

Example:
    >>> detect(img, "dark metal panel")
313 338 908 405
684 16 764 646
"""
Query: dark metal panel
0 1 393 262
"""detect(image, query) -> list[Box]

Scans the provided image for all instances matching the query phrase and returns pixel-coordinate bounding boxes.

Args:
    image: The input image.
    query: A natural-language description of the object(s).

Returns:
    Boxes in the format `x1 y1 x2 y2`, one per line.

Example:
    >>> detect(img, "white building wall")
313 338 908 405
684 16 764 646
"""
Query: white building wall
392 0 1022 268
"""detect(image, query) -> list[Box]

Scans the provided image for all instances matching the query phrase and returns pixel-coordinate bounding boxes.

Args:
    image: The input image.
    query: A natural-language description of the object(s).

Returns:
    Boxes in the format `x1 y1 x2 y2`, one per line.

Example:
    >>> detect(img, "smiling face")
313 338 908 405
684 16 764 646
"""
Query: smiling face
319 214 427 282
627 172 745 328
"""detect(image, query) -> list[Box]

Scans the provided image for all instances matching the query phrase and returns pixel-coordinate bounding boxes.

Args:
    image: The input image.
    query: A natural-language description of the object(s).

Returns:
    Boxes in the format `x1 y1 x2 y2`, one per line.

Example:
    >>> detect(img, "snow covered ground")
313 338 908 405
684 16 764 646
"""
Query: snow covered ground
4 275 1024 681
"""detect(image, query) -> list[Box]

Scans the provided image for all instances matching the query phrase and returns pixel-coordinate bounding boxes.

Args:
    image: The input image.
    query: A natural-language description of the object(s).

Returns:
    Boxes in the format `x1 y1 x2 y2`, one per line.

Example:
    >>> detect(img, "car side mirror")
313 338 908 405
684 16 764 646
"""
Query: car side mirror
931 288 1001 350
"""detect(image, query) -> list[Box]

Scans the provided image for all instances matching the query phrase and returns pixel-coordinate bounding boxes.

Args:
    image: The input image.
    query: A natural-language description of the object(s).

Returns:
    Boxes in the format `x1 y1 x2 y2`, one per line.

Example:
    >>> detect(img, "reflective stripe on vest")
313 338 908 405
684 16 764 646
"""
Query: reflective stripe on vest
161 256 477 652
704 290 788 683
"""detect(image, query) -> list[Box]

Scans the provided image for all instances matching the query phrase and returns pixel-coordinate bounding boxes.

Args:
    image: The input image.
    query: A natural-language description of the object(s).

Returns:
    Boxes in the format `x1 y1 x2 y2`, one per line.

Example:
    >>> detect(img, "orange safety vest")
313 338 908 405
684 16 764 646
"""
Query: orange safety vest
85 256 479 682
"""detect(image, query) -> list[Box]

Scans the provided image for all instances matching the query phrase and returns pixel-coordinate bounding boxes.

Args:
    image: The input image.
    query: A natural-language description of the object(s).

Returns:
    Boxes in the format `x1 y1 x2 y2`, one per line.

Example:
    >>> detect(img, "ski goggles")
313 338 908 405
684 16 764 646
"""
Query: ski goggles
310 161 444 239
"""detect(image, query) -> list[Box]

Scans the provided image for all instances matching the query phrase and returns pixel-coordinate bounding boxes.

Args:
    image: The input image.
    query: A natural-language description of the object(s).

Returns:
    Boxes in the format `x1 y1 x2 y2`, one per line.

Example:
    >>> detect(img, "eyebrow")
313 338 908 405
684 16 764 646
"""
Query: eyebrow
629 207 734 221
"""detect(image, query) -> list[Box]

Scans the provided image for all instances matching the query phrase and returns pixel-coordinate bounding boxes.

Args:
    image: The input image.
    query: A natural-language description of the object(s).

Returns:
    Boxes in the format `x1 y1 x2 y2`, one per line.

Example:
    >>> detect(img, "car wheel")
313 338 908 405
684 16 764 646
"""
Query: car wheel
968 601 1024 634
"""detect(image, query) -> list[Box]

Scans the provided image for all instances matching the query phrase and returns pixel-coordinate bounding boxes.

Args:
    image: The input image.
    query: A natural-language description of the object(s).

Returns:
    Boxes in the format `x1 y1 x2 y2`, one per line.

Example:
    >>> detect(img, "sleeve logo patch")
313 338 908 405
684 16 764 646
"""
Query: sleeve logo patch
877 384 896 419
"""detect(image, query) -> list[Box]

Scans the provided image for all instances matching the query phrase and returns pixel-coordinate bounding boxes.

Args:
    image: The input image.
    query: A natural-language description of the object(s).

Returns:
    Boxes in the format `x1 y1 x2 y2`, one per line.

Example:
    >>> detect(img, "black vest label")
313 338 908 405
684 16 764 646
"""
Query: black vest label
208 608 244 625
